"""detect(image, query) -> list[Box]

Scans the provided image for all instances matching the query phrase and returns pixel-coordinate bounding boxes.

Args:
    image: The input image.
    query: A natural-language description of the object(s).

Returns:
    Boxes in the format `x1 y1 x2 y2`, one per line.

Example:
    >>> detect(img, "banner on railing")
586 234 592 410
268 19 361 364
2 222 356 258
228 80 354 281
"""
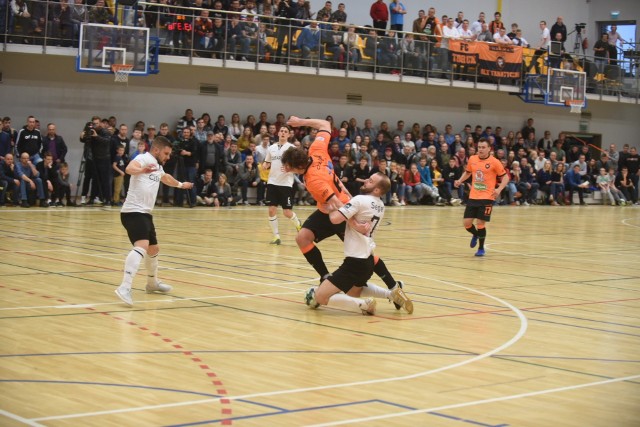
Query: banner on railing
449 40 523 79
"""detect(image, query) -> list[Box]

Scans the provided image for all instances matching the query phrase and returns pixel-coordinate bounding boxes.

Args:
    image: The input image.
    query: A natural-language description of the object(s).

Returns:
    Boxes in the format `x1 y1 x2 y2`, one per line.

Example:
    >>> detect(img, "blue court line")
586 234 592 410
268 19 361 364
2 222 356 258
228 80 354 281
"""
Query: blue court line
0 379 507 427
165 399 506 427
1 351 639 364
0 379 285 411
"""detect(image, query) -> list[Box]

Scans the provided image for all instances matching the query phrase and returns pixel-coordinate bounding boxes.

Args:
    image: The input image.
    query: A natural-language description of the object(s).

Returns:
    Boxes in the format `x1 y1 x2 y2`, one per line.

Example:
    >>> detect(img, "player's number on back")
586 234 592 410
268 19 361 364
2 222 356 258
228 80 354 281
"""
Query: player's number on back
370 215 381 235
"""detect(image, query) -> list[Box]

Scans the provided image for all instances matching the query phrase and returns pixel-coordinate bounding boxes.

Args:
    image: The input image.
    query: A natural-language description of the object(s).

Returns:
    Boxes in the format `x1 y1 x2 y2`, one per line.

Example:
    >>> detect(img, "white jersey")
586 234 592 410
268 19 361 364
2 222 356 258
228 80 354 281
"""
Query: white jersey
121 152 165 214
338 194 385 259
265 141 294 186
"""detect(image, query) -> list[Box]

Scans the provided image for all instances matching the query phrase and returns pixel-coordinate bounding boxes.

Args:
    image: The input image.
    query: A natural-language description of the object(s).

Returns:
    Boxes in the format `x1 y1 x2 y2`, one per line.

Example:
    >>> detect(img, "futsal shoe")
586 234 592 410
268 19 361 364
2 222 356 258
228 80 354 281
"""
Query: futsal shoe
360 297 377 315
115 286 133 306
270 237 281 245
470 235 478 248
475 249 485 257
390 283 414 314
304 286 320 309
146 280 173 294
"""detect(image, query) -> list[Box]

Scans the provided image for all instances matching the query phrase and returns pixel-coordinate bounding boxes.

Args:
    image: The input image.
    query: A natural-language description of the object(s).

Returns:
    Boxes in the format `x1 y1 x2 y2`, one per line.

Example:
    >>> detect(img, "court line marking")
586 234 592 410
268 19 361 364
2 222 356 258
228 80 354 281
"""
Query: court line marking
30 278 528 421
622 218 640 229
0 409 45 426
0 290 305 311
307 374 640 426
483 242 639 265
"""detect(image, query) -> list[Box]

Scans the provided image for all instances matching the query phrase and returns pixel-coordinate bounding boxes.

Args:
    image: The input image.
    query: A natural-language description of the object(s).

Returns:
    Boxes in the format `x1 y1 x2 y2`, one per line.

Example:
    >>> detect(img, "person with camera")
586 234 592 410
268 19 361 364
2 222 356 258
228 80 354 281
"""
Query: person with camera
80 116 113 206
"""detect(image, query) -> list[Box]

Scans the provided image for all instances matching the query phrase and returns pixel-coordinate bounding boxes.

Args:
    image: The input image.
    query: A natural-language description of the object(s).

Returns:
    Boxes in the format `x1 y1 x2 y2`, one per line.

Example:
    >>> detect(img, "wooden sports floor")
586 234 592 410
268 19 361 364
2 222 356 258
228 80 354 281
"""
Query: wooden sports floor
1 204 639 427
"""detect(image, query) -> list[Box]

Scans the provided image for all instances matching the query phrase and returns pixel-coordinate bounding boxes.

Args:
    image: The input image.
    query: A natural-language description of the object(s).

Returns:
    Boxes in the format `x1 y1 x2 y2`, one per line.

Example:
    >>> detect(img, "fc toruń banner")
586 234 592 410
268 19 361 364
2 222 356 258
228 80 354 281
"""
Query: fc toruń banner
449 40 523 79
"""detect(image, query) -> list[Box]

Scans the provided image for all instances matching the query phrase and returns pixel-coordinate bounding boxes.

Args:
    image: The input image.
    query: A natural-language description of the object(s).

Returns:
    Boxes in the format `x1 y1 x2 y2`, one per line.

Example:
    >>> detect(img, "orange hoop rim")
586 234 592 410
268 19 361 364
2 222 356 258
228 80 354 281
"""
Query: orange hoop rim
111 64 134 72
565 100 583 106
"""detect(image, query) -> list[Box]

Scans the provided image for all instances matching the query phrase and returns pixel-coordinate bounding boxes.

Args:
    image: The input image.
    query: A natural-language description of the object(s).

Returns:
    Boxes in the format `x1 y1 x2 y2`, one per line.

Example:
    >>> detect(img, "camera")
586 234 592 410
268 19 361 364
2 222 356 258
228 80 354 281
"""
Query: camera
84 121 95 135
575 23 586 31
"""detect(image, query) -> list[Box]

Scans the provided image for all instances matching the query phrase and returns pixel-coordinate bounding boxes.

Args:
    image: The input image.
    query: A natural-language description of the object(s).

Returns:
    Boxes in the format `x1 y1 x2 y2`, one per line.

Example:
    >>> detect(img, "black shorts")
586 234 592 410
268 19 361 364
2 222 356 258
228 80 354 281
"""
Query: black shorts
265 184 294 209
303 209 346 243
121 212 158 245
329 256 375 293
463 199 494 222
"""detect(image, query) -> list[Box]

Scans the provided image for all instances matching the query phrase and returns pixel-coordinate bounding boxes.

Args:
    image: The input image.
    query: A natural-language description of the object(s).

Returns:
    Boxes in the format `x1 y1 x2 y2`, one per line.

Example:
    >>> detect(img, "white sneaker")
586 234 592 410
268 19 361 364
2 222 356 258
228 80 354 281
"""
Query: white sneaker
146 280 173 293
390 284 414 314
80 196 87 205
450 198 462 206
359 297 377 315
93 197 102 205
115 286 133 306
523 201 530 206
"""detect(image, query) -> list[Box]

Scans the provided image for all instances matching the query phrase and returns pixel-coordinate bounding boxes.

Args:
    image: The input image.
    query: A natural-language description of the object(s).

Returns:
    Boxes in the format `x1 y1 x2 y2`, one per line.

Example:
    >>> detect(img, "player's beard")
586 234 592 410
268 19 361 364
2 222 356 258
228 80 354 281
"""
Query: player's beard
360 185 373 195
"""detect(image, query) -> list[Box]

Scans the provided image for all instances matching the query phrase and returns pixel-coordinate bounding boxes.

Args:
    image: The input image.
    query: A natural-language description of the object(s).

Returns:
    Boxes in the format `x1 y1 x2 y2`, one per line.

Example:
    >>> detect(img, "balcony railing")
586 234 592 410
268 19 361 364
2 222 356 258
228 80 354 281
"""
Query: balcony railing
2 1 638 102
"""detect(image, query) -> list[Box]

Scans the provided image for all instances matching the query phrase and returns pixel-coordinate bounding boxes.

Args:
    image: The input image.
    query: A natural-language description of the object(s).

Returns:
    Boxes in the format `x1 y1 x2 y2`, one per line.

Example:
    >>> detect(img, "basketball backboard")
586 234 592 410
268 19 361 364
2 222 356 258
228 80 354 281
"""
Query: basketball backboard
546 67 587 108
77 23 152 75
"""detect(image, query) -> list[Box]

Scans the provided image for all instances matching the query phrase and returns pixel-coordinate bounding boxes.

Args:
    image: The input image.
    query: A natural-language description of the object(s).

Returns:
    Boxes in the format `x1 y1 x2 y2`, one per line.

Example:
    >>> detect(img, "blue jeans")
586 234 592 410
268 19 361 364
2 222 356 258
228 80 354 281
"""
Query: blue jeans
20 177 45 201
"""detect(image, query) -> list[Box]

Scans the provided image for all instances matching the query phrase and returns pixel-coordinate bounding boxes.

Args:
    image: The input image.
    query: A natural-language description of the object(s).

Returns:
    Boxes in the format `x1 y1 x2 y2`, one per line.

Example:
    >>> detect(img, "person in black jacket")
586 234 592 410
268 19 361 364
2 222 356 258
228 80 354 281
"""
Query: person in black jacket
81 115 113 206
41 123 68 164
16 116 43 164
199 131 227 179
174 127 199 207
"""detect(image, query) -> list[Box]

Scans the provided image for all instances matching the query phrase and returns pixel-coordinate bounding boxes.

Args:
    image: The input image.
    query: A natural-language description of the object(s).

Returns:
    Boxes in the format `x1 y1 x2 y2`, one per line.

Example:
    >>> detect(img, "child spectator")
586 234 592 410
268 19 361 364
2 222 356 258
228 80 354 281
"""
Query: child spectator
56 162 75 206
131 140 147 160
112 145 126 206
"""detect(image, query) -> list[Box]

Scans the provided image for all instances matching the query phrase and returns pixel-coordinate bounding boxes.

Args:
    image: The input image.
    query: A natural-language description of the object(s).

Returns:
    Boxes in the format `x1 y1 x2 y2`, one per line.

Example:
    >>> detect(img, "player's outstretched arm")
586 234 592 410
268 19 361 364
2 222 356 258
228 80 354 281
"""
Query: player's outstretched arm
161 172 193 189
287 116 331 133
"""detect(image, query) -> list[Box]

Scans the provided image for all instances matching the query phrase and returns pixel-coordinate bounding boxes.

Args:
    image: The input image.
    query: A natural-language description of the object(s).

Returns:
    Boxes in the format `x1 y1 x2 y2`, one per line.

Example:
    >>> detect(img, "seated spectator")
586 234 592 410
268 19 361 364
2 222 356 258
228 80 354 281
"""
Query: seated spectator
236 127 255 152
196 169 216 206
56 161 75 206
16 152 46 207
616 166 636 204
227 15 250 61
0 153 22 206
350 156 370 195
342 24 361 70
378 30 400 73
212 173 234 207
565 163 589 205
596 167 616 206
400 32 420 75
322 22 345 69
403 162 426 204
536 160 554 204
36 153 59 206
518 157 540 205
607 168 627 206
416 156 443 205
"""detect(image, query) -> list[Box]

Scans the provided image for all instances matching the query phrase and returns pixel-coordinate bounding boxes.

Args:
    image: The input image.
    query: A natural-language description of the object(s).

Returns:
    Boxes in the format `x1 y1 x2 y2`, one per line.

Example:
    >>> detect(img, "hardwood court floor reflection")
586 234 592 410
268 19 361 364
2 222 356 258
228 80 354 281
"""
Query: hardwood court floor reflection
0 204 639 426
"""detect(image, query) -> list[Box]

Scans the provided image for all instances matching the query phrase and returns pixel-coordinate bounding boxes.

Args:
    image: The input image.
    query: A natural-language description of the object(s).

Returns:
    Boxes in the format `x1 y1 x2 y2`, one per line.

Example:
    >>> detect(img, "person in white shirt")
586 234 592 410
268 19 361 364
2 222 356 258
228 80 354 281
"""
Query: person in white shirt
440 17 459 73
528 20 550 73
115 137 194 306
470 11 486 36
304 172 410 315
512 29 529 47
493 27 512 45
262 125 302 245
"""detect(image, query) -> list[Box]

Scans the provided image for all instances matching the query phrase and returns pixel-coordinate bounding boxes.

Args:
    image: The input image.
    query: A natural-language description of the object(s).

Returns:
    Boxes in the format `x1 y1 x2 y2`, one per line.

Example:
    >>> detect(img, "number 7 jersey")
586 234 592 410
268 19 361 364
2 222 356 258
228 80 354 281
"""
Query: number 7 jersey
338 194 385 259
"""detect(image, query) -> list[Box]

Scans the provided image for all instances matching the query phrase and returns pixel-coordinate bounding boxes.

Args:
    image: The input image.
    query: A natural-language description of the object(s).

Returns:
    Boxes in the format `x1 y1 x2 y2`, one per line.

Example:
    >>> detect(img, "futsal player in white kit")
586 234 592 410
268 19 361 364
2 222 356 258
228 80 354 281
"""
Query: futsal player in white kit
305 172 403 315
115 137 194 306
262 125 302 245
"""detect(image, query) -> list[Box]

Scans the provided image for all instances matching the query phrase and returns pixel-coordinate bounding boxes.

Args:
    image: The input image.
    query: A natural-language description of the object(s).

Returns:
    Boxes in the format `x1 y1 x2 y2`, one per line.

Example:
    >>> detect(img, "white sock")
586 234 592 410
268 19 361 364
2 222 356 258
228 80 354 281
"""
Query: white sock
360 283 391 300
326 293 365 314
121 247 146 290
289 212 301 228
145 253 158 286
269 215 279 237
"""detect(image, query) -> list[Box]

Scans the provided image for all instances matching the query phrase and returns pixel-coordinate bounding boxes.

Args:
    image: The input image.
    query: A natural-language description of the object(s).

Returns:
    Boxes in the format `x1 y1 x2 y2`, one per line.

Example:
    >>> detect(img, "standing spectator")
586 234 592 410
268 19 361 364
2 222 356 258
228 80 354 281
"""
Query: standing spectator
388 0 406 35
330 2 347 23
476 23 492 42
527 21 550 74
316 1 332 21
1 117 17 161
370 0 389 36
607 25 626 65
593 33 609 73
488 11 504 36
620 146 639 203
454 138 509 257
174 127 199 207
550 16 567 44
40 123 68 164
16 116 43 164
112 145 126 206
237 154 260 205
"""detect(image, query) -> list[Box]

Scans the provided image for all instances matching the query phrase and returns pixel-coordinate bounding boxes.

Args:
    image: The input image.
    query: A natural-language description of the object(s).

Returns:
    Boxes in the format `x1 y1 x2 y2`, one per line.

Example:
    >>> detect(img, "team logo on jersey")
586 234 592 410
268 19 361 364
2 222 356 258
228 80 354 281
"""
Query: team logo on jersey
485 163 491 169
474 170 485 181
344 202 352 209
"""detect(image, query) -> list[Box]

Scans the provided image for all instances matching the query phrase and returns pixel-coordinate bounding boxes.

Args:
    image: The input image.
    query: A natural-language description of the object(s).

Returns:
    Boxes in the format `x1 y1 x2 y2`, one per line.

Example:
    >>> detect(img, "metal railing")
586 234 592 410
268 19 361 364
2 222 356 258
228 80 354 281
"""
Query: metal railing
2 1 638 101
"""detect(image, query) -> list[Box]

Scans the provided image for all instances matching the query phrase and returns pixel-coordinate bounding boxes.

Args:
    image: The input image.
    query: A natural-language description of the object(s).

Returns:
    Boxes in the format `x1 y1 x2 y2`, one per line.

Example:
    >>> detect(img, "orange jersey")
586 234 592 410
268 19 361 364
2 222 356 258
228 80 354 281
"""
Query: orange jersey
304 130 351 213
465 155 506 200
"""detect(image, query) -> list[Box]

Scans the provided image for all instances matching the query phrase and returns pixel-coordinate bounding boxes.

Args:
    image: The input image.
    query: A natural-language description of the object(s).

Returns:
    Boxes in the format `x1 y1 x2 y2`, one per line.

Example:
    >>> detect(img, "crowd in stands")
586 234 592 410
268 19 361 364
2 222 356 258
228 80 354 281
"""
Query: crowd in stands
2 0 629 79
1 110 639 209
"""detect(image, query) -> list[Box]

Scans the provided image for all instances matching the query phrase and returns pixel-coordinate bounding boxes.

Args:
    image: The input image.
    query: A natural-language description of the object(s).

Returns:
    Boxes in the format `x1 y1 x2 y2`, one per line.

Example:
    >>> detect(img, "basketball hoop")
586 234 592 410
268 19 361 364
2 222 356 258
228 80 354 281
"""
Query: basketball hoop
111 64 134 83
566 100 584 114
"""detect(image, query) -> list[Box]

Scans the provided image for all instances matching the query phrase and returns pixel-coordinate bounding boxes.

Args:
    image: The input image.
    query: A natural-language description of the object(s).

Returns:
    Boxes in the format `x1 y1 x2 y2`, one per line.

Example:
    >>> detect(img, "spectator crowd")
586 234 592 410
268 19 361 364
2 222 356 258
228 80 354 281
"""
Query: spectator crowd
1 110 638 209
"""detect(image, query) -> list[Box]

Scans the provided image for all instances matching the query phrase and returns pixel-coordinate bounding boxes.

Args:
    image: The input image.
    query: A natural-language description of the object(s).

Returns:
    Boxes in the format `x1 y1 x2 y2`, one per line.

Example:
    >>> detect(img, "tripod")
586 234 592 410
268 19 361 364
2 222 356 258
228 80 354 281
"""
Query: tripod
569 28 586 57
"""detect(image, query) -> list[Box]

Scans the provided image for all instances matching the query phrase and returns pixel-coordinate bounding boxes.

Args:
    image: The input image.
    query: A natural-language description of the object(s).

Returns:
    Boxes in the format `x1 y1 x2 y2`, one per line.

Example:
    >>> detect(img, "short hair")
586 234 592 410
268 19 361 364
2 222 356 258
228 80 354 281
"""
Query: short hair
373 172 391 195
152 136 172 150
60 162 68 168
